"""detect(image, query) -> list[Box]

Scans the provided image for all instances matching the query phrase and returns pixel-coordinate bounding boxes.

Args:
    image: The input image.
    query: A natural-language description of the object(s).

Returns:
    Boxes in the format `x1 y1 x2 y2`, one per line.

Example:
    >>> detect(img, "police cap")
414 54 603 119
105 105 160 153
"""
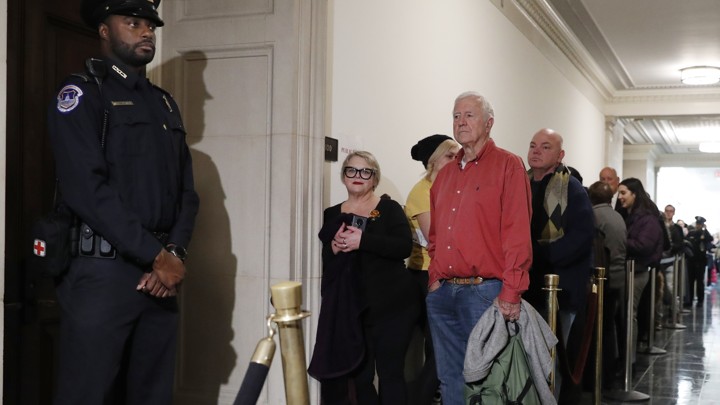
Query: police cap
81 0 164 28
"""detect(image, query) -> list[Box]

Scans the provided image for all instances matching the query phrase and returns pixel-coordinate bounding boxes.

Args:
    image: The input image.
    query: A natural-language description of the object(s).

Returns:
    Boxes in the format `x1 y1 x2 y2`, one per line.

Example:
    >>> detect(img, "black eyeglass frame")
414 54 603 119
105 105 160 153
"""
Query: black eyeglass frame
343 166 375 180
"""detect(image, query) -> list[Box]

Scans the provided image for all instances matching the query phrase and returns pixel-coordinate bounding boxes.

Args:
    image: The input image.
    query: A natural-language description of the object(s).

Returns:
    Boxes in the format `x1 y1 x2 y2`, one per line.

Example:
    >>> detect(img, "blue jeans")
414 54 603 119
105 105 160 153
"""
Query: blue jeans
426 279 502 405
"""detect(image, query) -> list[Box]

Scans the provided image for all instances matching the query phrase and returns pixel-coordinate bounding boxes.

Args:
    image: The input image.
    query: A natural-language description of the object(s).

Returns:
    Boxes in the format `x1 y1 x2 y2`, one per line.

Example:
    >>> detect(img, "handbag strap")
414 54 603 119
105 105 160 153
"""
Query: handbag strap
511 374 535 404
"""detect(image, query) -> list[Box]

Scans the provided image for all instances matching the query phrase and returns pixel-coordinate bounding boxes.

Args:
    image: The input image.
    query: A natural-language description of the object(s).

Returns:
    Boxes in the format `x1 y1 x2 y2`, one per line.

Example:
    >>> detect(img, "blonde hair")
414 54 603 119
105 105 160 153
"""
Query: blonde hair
424 139 458 181
341 151 381 189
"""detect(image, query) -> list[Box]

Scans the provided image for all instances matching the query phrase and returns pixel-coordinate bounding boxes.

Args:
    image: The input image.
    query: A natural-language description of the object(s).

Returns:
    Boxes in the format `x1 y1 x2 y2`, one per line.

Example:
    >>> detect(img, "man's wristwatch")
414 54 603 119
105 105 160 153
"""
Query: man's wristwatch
166 245 188 262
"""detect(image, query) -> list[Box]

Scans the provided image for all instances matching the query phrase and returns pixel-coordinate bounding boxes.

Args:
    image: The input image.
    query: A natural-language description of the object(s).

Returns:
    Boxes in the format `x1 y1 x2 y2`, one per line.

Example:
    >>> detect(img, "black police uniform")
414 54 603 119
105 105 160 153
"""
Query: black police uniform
47 56 199 404
686 221 713 306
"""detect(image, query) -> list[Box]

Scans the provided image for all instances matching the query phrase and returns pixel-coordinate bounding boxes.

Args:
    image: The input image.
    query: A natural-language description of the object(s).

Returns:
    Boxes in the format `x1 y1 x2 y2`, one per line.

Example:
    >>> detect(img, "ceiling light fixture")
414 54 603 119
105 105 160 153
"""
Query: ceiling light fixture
699 142 720 153
680 66 720 85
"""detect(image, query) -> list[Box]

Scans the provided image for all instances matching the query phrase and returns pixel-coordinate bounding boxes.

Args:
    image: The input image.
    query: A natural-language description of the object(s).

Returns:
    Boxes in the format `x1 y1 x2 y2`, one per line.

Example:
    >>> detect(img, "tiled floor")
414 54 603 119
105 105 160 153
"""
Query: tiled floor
602 284 720 404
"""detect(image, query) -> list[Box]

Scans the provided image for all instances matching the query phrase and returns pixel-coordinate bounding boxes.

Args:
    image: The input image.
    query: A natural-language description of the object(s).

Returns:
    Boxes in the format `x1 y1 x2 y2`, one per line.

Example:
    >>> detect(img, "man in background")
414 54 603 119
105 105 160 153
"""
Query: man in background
588 181 627 389
599 166 621 207
686 216 713 307
525 128 594 343
525 129 594 399
658 204 685 326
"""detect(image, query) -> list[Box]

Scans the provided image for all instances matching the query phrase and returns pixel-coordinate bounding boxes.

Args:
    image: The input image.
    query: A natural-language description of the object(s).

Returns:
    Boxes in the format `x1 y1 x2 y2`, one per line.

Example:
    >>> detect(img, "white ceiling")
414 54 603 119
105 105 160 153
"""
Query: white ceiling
543 0 720 154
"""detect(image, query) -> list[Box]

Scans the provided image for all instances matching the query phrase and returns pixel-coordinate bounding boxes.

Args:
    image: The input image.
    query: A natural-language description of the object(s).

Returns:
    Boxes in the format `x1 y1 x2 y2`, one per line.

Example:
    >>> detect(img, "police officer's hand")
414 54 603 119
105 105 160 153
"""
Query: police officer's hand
151 248 186 290
137 271 177 297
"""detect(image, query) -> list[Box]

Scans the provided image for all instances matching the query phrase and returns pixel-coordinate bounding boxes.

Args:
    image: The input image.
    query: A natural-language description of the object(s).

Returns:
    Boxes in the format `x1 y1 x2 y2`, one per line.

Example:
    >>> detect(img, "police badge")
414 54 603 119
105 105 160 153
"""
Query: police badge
57 85 84 113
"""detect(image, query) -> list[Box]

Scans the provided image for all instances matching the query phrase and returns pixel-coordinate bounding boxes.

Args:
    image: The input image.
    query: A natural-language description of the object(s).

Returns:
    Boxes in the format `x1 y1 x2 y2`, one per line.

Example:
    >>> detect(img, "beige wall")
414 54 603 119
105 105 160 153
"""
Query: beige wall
158 1 326 404
327 0 606 206
623 144 660 197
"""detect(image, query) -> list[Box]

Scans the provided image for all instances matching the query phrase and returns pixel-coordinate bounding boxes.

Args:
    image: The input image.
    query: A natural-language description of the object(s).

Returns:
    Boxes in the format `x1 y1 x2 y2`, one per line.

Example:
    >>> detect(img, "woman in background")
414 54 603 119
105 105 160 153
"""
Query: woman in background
310 151 419 404
617 177 664 366
405 134 458 405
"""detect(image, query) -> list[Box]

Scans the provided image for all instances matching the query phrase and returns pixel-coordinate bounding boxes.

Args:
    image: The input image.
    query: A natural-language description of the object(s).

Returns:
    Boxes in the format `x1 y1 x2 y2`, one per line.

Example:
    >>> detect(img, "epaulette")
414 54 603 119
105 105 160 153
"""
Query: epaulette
70 73 92 82
152 84 177 113
151 83 174 98
69 58 107 89
85 58 107 80
68 58 109 148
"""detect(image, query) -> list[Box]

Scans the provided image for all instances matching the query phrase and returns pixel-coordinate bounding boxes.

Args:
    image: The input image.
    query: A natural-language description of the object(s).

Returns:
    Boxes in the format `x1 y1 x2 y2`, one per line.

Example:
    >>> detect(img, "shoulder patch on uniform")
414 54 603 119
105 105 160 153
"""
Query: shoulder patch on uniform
56 85 84 113
70 73 91 82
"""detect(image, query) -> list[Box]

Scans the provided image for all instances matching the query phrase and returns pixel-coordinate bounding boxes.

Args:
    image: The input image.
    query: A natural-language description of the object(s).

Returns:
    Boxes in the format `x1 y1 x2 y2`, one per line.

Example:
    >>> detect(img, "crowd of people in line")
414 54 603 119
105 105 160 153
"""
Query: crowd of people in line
309 91 712 405
46 2 712 403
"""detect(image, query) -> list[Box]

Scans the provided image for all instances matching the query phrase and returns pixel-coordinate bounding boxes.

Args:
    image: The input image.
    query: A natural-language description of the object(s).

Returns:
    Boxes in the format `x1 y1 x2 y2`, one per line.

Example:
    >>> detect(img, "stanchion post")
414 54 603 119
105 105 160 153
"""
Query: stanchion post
643 267 666 355
667 255 686 329
594 267 606 405
603 259 650 402
648 267 656 347
270 281 311 405
680 254 691 314
543 274 561 394
624 260 634 390
672 255 680 323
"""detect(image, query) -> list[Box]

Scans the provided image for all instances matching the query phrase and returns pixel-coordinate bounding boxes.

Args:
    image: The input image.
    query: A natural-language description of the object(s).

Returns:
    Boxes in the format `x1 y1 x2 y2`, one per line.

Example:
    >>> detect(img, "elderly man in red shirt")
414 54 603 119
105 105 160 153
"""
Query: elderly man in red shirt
426 91 533 405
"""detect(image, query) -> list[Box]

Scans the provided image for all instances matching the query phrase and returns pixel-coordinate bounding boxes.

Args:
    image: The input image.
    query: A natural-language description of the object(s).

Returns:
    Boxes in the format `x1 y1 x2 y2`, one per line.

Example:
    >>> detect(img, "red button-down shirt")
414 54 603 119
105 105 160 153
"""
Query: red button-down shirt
428 139 532 303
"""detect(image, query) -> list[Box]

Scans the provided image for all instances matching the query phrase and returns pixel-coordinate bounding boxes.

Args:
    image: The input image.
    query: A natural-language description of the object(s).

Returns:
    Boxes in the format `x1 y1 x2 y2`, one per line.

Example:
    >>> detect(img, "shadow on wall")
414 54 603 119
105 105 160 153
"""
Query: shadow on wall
160 51 239 404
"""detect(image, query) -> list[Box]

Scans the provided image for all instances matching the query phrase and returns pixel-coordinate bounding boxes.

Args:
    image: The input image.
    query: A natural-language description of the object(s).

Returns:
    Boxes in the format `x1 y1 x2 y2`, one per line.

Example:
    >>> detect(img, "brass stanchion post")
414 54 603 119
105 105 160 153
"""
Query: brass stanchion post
543 274 560 394
603 260 649 402
624 260 635 390
594 267 606 405
270 281 311 405
680 254 691 314
641 267 666 355
667 255 686 329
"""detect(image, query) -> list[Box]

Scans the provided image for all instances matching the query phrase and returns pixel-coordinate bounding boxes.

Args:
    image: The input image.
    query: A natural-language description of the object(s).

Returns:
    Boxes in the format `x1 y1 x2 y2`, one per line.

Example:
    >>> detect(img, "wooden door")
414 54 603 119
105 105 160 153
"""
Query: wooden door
5 1 98 403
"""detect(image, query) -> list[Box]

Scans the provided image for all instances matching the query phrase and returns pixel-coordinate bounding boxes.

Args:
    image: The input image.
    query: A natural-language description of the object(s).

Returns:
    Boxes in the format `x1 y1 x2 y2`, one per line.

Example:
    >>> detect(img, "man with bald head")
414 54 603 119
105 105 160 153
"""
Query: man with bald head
600 166 621 207
600 167 620 193
525 129 594 352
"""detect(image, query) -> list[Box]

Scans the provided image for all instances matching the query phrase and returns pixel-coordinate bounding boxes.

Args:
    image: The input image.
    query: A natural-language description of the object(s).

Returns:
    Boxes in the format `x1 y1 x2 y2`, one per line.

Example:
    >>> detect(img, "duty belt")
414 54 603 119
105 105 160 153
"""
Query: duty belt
77 224 170 259
78 222 115 259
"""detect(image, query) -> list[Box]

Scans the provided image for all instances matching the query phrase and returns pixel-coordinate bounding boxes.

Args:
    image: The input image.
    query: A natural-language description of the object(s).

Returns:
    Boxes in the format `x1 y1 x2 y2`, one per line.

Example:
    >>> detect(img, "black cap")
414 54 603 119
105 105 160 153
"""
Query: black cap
81 0 164 28
411 134 453 169
696 216 707 224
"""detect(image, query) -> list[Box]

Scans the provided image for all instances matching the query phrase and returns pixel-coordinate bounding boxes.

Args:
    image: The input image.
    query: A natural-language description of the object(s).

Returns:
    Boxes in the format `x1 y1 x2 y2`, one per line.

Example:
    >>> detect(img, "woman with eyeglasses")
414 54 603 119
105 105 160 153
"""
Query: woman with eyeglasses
405 134 458 405
309 151 419 404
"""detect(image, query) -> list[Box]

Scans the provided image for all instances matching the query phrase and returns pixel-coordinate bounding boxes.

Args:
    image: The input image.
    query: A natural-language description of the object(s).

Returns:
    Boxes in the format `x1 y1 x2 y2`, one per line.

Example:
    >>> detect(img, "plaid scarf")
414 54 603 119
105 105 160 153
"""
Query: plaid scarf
529 165 570 244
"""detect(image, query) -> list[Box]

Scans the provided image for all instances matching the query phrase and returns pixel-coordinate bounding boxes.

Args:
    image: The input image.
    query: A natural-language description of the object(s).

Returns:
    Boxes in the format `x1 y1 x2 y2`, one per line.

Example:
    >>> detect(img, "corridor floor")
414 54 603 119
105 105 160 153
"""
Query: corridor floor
604 284 720 404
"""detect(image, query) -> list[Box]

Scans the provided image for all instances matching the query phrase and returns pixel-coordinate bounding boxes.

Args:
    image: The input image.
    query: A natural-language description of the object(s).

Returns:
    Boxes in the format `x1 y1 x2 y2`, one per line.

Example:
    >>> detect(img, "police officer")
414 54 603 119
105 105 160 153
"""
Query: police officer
686 216 713 308
48 1 199 403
